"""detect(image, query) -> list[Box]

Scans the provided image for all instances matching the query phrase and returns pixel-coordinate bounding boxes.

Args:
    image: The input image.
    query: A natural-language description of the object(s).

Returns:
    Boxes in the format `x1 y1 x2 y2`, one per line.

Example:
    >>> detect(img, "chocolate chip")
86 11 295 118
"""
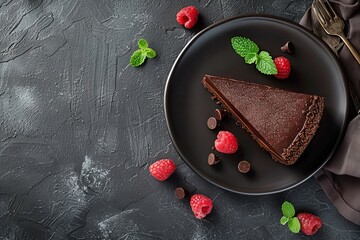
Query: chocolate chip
214 108 227 121
208 153 220 166
175 187 186 200
280 41 295 54
238 160 251 173
207 117 219 130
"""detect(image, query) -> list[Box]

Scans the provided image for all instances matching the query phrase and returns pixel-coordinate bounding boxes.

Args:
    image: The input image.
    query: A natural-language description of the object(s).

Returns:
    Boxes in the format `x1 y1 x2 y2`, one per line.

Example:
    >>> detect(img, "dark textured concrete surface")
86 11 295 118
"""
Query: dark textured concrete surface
0 0 359 239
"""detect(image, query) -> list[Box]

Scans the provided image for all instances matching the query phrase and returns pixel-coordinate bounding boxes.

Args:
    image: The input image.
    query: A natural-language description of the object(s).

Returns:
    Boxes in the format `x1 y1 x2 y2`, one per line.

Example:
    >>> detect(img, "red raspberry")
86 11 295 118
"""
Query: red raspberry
273 56 291 79
214 131 238 154
176 6 199 29
149 159 176 181
297 213 323 236
190 194 213 219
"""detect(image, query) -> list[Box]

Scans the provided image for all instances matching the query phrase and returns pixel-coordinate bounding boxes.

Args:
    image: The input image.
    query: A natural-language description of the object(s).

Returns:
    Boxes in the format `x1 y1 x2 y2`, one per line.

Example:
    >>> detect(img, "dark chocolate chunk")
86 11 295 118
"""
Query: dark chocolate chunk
238 160 251 173
207 117 219 130
280 41 295 54
214 108 227 121
175 187 186 199
208 153 220 165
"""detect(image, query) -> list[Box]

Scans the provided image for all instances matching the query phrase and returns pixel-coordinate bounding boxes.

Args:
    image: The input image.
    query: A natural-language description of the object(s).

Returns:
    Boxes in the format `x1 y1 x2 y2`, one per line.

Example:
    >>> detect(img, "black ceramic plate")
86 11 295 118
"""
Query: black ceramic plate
164 15 348 195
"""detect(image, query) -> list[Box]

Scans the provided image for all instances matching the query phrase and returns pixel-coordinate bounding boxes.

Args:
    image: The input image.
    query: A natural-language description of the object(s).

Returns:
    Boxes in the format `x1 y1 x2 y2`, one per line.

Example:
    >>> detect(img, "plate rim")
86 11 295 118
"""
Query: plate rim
164 14 349 195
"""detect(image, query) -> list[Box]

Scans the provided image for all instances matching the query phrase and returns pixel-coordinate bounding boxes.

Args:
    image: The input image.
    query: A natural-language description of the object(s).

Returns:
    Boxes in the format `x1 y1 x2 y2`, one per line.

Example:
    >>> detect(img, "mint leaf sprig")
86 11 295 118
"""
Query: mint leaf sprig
130 38 157 67
280 201 301 233
231 36 277 75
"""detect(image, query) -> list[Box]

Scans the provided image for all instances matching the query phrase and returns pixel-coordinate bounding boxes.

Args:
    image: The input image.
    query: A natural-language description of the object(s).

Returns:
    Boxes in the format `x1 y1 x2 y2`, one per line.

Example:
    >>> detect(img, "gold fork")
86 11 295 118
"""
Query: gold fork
312 0 360 64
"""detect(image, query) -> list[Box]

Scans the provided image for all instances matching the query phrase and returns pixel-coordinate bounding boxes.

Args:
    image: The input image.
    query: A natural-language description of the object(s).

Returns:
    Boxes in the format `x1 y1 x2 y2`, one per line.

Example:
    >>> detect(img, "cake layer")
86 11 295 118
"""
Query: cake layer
202 74 325 165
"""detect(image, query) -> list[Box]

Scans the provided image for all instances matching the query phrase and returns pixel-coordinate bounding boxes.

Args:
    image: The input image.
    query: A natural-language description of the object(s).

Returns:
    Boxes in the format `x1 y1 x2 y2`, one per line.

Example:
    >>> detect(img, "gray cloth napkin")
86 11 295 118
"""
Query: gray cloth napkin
300 0 360 225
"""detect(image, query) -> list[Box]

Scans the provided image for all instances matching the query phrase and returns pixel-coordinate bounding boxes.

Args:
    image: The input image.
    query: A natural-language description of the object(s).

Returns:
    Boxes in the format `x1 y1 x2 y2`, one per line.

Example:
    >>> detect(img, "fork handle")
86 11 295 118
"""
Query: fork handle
338 33 360 64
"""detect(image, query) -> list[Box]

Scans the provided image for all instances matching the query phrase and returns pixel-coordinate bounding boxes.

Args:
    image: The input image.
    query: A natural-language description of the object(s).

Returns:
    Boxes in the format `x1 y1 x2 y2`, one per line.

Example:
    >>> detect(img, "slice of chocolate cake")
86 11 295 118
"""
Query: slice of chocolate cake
202 75 325 165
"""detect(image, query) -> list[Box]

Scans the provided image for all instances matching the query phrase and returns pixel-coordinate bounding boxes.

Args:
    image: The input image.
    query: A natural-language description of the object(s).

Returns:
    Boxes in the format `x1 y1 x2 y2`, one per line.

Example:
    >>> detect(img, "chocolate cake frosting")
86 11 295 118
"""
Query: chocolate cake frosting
202 75 325 165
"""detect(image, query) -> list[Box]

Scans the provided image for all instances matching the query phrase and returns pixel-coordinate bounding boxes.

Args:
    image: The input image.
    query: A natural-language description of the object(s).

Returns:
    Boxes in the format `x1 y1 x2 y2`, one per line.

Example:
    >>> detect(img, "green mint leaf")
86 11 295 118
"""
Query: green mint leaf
244 52 258 64
288 217 301 233
231 36 259 58
138 38 148 49
145 48 156 59
256 51 277 75
130 49 147 67
130 38 156 67
280 216 289 225
281 201 296 218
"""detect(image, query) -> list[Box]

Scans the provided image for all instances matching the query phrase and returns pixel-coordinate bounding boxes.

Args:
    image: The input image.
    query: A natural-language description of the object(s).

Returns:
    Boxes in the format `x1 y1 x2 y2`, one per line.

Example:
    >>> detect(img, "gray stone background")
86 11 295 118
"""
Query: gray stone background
0 0 359 239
